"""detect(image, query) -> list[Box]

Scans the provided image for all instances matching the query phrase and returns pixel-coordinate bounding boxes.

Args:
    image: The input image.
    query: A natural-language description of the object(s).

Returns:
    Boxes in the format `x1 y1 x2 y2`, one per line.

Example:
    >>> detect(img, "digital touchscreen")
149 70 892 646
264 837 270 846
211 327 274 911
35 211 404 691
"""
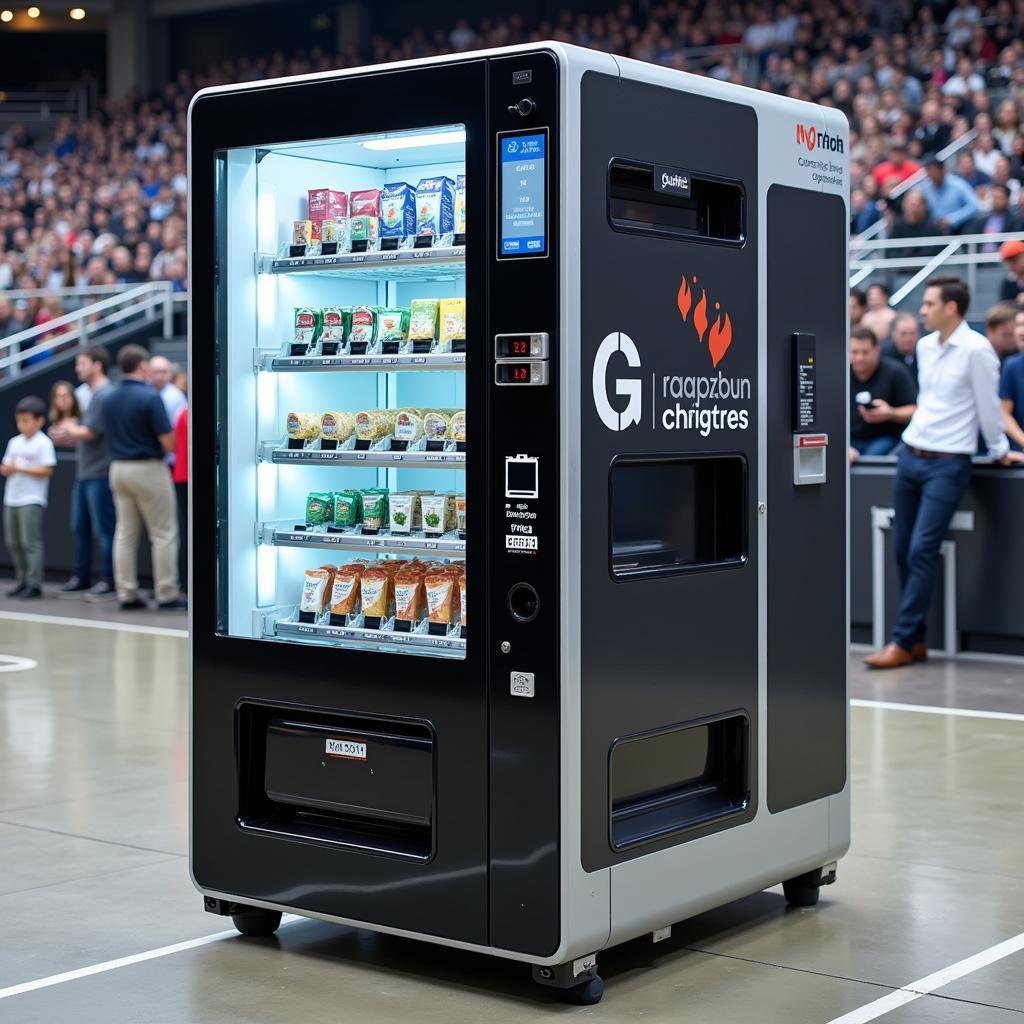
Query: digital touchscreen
499 131 546 257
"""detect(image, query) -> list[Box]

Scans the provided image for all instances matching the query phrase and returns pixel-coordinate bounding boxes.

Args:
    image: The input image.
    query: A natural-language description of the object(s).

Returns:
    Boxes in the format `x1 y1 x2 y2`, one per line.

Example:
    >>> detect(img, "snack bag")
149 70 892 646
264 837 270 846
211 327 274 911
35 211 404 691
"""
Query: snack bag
329 562 366 617
307 189 347 240
293 220 313 247
437 298 466 350
360 489 389 533
408 299 439 342
376 308 409 345
348 306 376 349
332 490 362 529
415 177 455 240
454 174 466 235
425 570 458 624
381 182 416 240
321 219 343 244
389 492 423 533
360 566 394 620
320 306 347 347
455 494 467 534
395 566 427 623
421 494 451 535
349 215 380 248
299 566 335 616
305 492 333 526
293 307 319 348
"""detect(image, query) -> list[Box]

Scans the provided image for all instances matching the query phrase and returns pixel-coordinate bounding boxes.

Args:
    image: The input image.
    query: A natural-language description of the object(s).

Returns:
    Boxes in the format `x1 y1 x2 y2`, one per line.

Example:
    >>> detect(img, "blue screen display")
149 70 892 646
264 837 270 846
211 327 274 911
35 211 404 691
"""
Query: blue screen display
499 132 546 256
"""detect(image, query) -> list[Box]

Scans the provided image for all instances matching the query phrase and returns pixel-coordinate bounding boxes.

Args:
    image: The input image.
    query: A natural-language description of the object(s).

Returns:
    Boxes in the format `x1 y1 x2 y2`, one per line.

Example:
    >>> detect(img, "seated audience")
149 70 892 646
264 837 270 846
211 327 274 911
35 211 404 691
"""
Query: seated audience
985 303 1019 363
1000 240 1024 305
862 282 898 343
849 325 917 460
919 157 979 234
999 308 1024 450
881 312 922 392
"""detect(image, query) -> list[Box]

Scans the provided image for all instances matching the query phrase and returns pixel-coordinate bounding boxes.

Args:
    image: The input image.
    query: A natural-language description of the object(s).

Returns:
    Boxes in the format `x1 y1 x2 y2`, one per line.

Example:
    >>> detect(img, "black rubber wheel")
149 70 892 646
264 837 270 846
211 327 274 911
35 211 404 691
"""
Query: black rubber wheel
231 908 282 937
783 867 823 907
563 976 604 1005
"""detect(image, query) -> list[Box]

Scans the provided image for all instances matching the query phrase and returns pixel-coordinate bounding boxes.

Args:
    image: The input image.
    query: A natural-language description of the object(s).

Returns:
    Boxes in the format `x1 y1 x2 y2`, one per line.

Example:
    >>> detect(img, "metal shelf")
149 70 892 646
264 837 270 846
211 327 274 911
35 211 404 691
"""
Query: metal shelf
259 245 466 281
258 350 466 373
260 440 466 467
275 614 465 658
261 522 465 556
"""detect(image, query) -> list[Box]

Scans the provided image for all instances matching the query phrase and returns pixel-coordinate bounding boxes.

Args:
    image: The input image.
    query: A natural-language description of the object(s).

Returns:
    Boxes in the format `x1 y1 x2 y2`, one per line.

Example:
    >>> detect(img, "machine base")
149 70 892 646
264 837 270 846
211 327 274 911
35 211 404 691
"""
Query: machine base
205 896 283 937
532 955 603 1004
782 861 838 908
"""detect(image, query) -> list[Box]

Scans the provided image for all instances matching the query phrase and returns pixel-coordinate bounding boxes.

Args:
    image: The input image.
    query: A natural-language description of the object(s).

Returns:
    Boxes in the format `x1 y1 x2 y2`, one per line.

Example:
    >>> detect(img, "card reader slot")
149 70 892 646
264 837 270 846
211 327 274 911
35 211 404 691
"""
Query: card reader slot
608 160 744 243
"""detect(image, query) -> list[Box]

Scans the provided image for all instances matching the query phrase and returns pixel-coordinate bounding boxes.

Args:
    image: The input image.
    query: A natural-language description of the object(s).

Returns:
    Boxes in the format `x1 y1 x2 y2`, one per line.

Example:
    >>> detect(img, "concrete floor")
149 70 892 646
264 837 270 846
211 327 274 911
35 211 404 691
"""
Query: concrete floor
0 604 1022 1022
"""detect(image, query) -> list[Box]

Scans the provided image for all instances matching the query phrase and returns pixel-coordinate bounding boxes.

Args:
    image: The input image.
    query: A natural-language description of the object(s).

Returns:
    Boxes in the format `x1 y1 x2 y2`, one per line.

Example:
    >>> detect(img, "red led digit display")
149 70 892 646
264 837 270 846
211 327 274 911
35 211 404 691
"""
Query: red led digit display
497 362 534 384
514 366 529 380
513 339 529 355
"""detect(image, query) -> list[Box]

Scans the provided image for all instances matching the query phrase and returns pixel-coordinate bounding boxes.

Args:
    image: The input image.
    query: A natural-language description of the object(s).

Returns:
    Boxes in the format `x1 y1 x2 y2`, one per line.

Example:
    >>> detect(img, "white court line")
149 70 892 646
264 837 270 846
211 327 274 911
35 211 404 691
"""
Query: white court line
851 698 1024 723
0 918 297 1001
0 609 186 639
825 930 1024 1024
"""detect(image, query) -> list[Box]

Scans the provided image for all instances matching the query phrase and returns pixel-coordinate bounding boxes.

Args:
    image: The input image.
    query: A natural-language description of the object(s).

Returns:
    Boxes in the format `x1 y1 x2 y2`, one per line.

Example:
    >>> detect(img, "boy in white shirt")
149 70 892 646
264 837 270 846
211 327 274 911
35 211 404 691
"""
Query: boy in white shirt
2 397 57 599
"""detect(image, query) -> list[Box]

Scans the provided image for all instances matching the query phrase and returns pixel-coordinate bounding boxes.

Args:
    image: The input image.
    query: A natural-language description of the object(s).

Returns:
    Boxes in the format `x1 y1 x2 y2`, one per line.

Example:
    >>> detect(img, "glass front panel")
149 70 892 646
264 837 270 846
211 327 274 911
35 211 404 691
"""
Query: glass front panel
216 125 467 659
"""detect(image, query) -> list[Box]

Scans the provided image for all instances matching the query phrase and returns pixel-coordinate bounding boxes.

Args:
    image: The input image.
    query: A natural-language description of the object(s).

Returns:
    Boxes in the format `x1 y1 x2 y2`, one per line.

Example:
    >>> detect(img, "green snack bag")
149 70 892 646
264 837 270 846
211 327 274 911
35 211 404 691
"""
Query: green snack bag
376 307 409 344
360 488 389 532
305 491 333 526
332 490 361 528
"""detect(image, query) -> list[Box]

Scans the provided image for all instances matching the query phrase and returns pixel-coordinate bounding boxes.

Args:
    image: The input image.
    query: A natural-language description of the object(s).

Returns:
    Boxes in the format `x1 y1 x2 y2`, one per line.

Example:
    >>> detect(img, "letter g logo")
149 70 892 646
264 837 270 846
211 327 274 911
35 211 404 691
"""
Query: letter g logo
593 332 642 431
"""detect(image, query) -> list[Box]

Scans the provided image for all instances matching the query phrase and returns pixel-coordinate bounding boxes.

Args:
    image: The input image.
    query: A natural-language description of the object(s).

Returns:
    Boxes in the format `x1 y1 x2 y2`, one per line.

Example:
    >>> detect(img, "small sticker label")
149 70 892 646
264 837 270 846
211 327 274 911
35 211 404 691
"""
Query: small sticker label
510 671 535 697
506 535 538 551
326 738 367 760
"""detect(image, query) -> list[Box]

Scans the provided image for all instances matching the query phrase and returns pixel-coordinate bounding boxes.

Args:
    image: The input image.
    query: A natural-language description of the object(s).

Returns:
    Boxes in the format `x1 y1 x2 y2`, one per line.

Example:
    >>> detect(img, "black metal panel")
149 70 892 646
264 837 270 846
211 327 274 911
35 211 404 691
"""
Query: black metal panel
485 50 562 957
189 60 491 945
579 71 759 872
765 185 847 814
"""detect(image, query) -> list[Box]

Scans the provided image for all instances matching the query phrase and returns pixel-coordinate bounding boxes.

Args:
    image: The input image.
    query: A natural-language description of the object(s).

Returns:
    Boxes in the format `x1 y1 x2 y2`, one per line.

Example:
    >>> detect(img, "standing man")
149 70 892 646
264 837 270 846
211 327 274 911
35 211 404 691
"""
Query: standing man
51 345 117 598
865 276 1024 669
149 356 187 430
999 239 1024 305
101 345 186 611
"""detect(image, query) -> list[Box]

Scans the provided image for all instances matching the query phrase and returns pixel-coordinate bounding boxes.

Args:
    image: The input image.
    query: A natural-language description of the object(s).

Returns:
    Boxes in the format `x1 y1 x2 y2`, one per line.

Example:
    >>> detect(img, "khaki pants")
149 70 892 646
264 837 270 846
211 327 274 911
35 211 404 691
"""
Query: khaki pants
3 503 45 589
109 459 180 604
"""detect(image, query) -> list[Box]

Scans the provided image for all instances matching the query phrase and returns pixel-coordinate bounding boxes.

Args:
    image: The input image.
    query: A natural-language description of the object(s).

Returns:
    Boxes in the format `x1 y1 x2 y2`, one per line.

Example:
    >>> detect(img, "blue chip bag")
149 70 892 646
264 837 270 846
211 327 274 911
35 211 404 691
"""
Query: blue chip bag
381 182 416 238
415 176 455 238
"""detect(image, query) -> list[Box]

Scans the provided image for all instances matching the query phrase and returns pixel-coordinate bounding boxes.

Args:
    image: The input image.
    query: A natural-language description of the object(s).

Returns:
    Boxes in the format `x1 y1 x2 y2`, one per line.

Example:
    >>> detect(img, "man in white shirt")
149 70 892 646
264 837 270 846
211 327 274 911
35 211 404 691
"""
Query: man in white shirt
866 276 1024 668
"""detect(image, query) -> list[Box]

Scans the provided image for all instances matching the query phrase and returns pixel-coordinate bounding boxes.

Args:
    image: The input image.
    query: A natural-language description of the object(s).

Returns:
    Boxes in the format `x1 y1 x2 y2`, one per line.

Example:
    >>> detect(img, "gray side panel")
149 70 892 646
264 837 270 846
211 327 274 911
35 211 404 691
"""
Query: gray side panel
765 185 847 813
580 71 759 872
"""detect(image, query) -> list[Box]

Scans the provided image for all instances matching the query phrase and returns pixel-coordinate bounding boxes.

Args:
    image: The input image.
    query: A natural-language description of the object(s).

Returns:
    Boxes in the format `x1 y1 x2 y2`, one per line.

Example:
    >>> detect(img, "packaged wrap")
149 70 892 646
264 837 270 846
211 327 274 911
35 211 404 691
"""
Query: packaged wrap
286 412 321 442
423 409 457 442
393 408 424 444
299 566 335 615
305 492 333 526
376 308 409 345
408 299 439 341
331 490 361 529
348 306 376 348
293 307 319 348
329 561 366 616
415 176 455 239
320 410 355 444
381 181 416 238
360 566 394 619
425 570 458 624
438 298 466 349
319 306 347 347
355 408 397 443
450 410 466 444
454 174 466 235
395 566 427 623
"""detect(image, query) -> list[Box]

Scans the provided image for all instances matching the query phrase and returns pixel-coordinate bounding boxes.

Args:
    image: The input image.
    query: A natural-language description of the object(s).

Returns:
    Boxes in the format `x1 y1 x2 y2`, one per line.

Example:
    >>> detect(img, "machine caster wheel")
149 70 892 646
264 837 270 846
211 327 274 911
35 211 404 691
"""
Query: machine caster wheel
231 908 282 937
563 976 604 1005
783 863 836 907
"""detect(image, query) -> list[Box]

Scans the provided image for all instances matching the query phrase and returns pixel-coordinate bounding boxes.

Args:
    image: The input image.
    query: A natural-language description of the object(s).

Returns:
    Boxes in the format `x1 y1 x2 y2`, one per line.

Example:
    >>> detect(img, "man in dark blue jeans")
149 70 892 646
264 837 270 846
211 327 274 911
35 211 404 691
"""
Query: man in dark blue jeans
50 345 117 599
865 276 1024 669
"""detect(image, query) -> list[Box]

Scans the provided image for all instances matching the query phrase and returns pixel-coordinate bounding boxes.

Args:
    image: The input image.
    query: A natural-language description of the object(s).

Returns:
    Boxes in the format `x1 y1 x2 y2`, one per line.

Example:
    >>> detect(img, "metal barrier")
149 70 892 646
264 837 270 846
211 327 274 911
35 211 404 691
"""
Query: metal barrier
0 281 175 378
0 83 93 127
849 228 1020 300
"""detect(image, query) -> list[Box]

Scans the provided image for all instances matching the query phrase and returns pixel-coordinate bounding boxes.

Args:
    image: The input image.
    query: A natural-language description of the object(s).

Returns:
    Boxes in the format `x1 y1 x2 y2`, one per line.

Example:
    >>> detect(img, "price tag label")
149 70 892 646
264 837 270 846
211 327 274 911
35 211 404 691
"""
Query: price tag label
326 738 367 760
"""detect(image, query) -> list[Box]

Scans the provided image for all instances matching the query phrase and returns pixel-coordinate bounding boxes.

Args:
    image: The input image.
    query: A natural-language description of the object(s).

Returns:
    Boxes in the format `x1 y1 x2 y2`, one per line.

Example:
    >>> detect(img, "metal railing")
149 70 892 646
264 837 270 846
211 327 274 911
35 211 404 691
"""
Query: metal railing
0 281 174 379
850 228 1021 305
0 83 93 127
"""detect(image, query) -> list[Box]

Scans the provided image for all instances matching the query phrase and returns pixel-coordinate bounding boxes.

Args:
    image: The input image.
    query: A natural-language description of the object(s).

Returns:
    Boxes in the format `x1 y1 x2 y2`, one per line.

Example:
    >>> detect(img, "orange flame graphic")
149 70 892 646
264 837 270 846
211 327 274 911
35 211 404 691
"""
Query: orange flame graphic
693 290 709 343
708 311 733 368
677 276 692 322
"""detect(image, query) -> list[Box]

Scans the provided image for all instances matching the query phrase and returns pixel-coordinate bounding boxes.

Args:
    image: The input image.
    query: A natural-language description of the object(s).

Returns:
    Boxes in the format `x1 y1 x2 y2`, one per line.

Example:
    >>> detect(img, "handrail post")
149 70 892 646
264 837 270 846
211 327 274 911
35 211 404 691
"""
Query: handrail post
967 240 977 302
80 317 89 352
162 283 174 339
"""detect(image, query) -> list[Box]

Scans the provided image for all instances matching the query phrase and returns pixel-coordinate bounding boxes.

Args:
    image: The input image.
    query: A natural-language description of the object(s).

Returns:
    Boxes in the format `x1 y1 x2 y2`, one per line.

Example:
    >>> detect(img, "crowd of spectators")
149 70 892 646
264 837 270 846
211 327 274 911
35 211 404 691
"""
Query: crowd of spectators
2 1 1024 341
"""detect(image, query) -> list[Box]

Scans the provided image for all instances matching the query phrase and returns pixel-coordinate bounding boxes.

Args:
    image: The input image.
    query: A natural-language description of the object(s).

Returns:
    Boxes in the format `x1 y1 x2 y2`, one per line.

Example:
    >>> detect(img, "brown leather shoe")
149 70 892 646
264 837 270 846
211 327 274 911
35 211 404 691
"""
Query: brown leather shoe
910 641 927 662
864 643 914 669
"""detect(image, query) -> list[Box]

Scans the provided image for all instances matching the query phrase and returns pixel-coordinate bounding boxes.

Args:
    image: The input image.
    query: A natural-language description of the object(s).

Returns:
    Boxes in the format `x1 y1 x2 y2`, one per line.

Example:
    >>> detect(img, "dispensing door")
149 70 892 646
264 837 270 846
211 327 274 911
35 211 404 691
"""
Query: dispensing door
189 59 492 944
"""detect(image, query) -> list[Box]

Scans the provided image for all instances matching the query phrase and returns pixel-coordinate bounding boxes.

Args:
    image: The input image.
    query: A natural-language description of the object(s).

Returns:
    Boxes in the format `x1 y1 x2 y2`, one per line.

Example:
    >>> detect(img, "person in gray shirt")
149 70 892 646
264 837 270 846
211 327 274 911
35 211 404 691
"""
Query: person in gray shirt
50 346 117 599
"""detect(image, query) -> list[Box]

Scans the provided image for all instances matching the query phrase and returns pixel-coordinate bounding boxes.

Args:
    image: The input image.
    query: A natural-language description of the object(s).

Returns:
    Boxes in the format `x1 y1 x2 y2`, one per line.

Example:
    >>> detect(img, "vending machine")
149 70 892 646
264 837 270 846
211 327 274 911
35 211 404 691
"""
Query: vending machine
189 42 849 1004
